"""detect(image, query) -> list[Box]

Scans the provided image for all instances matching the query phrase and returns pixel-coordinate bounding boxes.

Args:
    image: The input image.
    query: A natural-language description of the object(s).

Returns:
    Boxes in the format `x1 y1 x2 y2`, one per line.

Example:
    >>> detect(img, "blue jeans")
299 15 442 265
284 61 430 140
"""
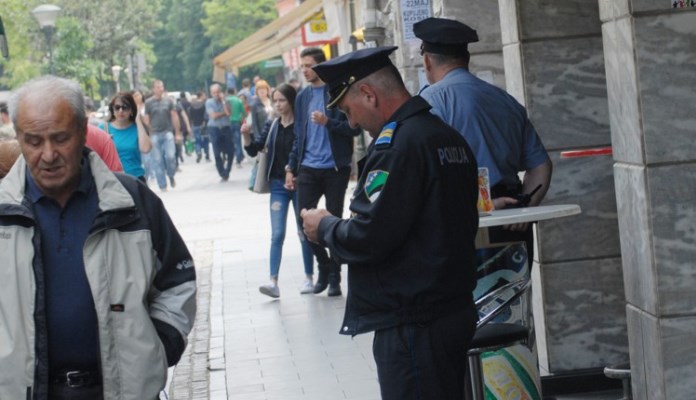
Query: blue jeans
269 179 314 278
209 125 234 179
193 124 209 158
150 131 176 189
141 151 154 181
230 121 244 164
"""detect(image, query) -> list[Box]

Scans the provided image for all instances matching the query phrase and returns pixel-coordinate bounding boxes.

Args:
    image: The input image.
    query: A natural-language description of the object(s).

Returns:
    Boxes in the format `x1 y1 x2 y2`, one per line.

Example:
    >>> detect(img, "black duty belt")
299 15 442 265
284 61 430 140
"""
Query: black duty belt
50 370 102 388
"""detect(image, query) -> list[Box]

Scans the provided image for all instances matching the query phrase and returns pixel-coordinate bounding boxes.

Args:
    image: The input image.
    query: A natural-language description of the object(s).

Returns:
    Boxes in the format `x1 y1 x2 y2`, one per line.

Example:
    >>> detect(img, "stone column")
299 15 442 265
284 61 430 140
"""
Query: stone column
499 0 627 375
601 1 696 399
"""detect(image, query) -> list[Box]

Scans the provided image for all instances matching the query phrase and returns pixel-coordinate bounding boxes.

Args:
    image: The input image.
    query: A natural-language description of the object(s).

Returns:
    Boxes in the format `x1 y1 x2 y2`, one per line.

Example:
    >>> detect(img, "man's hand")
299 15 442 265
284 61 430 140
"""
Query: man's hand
492 196 519 210
301 208 331 243
284 171 296 191
241 123 252 145
310 111 328 126
492 196 528 231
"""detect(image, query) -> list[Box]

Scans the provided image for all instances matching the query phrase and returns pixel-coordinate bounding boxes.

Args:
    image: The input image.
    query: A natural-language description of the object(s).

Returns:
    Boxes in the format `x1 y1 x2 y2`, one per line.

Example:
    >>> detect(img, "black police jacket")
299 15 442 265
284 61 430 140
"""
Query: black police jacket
317 96 479 336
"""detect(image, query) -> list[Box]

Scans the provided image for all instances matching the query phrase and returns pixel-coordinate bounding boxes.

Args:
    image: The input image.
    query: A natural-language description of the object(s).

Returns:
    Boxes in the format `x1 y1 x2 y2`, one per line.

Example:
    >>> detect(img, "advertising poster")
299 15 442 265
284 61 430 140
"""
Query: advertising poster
400 0 431 42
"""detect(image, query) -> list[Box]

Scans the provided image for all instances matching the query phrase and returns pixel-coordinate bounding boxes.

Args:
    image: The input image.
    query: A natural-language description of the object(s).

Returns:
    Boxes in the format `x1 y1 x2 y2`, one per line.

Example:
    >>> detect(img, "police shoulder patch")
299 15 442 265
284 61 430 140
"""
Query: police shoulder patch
364 170 389 202
374 121 397 147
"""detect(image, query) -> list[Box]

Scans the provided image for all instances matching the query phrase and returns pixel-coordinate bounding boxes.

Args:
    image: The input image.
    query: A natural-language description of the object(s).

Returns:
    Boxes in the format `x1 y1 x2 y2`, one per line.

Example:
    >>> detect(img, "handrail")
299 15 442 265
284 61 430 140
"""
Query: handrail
475 278 531 328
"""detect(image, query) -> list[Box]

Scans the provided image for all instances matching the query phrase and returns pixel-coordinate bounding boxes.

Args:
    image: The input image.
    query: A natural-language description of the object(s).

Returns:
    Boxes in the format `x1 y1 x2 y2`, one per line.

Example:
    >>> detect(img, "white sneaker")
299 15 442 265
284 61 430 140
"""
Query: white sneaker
259 283 279 298
299 279 314 294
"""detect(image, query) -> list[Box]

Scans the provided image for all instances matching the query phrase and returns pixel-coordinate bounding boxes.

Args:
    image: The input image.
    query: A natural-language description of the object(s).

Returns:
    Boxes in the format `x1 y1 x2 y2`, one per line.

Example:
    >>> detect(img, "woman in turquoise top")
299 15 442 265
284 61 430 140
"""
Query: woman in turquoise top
101 92 151 180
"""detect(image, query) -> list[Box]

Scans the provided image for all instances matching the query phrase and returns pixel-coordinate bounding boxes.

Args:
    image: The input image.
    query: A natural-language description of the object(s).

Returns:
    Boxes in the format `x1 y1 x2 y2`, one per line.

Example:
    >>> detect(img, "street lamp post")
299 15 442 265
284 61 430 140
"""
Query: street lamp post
31 4 61 74
111 65 122 94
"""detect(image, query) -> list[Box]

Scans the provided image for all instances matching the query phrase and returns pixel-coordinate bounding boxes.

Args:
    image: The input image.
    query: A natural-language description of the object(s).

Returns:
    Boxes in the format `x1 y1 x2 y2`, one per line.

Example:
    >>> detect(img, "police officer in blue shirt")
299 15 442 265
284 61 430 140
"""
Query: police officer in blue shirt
301 46 479 400
415 17 552 259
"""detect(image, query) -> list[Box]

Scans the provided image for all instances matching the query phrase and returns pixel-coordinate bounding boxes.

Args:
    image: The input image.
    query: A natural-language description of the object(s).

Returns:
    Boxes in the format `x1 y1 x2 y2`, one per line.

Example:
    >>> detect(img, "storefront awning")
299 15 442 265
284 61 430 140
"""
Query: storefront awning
213 0 324 80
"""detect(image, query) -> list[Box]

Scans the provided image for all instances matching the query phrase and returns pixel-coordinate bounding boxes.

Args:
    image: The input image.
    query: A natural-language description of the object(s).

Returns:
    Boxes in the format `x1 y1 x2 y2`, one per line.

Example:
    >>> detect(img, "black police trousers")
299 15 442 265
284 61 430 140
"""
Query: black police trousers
372 303 477 400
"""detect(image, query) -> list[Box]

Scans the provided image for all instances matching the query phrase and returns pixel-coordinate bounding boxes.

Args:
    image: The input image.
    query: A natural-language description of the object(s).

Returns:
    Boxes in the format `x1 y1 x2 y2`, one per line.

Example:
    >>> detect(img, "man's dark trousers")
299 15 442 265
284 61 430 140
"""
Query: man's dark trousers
209 125 234 179
297 165 351 291
372 305 477 400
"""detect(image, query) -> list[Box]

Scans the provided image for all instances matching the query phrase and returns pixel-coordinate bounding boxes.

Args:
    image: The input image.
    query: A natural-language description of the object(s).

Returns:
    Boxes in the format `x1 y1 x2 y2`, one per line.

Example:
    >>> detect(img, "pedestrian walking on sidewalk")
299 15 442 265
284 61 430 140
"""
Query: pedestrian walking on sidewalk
206 83 234 181
301 47 479 400
286 47 362 297
0 76 196 400
242 83 314 298
189 91 210 163
100 91 152 181
143 79 181 191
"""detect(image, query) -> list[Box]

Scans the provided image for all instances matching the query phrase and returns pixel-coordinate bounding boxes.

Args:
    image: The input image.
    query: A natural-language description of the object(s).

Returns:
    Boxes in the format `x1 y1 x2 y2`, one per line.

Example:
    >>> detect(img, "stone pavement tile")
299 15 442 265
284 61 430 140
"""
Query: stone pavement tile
225 382 265 395
260 388 306 400
301 384 349 397
297 370 339 387
336 369 380 382
263 376 305 392
341 378 381 399
227 392 267 400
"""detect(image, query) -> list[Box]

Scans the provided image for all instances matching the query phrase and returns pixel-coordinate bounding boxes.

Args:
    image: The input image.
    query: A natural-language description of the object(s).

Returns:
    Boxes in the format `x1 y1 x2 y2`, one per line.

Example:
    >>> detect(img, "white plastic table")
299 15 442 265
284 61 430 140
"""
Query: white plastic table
476 204 581 247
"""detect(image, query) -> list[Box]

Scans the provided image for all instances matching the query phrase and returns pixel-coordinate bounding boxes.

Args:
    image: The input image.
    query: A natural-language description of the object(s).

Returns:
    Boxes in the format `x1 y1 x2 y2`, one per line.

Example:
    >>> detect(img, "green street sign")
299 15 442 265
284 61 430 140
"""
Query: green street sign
263 59 284 69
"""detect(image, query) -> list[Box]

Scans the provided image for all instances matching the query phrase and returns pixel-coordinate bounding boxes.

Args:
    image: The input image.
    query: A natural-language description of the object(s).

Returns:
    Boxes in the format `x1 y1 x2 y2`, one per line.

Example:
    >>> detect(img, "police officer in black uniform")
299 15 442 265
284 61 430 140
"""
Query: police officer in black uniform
301 47 480 399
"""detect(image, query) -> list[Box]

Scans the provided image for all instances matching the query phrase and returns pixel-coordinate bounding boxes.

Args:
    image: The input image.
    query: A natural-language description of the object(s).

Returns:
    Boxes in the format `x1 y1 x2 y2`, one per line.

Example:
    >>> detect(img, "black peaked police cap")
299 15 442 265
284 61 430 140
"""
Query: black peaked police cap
413 17 479 56
312 46 398 109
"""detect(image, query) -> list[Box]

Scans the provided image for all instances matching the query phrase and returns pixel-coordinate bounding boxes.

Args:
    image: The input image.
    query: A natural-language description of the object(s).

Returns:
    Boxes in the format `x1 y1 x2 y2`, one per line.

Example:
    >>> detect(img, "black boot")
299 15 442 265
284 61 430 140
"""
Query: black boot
327 263 342 297
313 263 329 294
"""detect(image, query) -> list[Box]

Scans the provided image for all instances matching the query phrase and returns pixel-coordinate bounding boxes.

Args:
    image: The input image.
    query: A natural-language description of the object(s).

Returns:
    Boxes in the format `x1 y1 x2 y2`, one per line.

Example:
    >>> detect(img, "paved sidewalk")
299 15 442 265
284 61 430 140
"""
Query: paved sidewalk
157 155 620 400
158 156 380 400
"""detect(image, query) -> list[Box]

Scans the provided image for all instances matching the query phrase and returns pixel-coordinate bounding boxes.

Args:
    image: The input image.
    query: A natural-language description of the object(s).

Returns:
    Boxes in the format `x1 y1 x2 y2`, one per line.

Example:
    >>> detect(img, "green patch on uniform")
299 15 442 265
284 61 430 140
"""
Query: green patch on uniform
364 170 389 202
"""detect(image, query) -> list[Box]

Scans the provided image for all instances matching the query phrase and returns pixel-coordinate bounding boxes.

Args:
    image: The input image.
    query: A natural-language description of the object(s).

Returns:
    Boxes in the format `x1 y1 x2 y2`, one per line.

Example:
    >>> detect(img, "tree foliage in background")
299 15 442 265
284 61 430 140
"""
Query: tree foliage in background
59 0 162 96
150 0 211 92
0 0 282 94
0 0 44 89
59 0 161 66
202 0 277 50
201 0 277 85
52 17 100 96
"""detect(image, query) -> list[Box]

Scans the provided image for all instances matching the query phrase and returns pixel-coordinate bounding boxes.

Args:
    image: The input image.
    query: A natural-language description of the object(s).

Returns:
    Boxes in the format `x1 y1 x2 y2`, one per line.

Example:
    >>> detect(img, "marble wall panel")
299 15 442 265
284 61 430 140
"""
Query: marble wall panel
442 0 502 52
601 18 644 164
598 0 631 21
470 52 506 90
542 257 627 372
400 66 423 96
502 42 525 104
498 0 519 45
627 305 696 400
647 164 696 315
661 315 696 399
522 37 610 150
537 152 620 263
626 305 664 400
517 0 601 39
634 13 696 164
613 164 657 314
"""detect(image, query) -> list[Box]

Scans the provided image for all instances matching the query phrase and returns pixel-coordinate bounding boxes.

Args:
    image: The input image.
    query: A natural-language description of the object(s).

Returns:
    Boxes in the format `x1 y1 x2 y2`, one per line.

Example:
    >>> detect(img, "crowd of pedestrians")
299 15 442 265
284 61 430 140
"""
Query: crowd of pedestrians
0 15 554 399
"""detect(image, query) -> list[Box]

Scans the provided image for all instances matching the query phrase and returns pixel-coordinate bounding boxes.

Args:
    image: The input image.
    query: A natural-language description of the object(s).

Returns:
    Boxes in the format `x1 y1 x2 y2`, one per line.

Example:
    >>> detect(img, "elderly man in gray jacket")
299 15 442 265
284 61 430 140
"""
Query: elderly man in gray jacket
0 76 196 400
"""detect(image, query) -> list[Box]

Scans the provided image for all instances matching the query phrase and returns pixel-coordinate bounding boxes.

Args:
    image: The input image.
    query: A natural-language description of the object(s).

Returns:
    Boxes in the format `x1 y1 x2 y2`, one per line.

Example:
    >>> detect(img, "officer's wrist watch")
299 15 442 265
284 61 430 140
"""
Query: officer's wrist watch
284 165 293 174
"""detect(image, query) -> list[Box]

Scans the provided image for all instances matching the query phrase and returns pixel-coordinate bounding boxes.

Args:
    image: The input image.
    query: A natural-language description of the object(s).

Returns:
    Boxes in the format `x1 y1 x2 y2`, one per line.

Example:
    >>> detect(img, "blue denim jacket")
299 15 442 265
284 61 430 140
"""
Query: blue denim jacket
287 85 361 173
